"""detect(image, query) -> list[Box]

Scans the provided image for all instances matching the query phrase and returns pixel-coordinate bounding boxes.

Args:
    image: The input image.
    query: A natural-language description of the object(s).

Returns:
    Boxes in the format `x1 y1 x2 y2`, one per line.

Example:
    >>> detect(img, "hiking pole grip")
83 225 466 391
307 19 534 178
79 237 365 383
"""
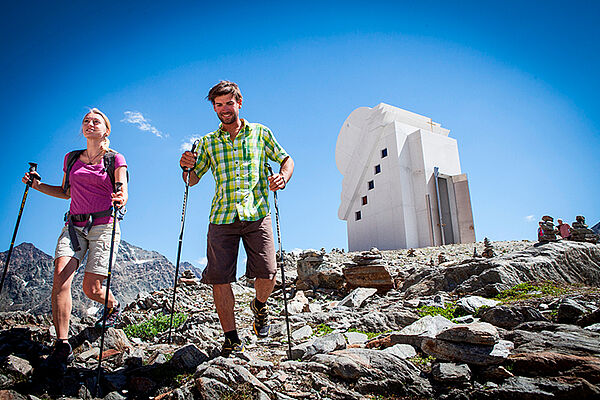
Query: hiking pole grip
27 162 41 186
182 140 200 173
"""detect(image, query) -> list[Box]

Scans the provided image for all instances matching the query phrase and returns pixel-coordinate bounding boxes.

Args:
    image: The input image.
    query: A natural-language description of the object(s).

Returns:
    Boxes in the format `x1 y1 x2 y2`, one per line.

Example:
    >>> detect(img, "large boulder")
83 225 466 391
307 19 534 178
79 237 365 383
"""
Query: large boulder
402 241 600 298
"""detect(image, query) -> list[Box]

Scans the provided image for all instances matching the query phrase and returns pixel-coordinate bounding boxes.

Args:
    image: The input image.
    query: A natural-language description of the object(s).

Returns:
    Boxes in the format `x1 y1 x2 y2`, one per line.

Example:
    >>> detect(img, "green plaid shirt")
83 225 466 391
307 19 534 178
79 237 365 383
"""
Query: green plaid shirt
194 120 289 224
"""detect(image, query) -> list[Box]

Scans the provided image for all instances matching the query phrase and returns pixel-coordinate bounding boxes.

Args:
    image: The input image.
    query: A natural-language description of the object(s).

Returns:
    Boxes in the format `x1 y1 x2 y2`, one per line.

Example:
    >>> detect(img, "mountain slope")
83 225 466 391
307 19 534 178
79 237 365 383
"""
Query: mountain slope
0 240 199 316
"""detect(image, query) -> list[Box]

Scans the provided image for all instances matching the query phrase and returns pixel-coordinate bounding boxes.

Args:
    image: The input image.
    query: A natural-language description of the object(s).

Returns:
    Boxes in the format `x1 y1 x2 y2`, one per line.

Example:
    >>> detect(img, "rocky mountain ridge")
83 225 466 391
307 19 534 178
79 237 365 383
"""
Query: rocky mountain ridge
0 239 599 399
0 241 202 317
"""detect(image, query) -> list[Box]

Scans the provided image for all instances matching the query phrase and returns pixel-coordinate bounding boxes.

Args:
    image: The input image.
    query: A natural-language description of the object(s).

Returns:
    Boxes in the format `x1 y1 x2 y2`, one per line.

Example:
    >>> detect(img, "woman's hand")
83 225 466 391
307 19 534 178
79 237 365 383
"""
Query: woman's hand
111 190 128 208
21 172 40 190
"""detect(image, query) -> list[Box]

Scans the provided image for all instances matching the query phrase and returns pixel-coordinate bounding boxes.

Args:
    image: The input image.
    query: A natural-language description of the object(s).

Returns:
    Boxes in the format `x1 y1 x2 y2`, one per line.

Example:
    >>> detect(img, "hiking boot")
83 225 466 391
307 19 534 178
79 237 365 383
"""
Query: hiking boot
95 303 121 328
250 299 270 338
47 341 74 366
220 337 245 358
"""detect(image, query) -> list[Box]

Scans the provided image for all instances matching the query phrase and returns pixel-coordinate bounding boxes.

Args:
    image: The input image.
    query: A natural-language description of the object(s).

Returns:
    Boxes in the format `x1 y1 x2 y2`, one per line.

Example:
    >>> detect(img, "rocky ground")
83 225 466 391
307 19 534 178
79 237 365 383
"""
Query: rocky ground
1 239 599 399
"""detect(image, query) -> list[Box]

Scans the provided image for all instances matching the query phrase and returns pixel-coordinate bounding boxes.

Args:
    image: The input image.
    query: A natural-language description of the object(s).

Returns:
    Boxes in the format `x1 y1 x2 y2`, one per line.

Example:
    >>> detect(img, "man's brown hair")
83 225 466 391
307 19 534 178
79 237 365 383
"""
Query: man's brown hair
207 81 243 104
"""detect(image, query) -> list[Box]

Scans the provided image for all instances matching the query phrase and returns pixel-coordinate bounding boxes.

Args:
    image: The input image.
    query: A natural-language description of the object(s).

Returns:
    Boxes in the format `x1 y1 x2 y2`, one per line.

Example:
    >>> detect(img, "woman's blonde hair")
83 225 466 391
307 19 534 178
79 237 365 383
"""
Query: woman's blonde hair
84 108 113 152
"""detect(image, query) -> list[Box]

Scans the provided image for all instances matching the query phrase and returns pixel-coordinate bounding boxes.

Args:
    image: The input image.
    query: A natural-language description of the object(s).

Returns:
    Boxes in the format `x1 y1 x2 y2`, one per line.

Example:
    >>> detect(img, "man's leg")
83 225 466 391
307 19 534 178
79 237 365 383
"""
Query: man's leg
254 276 276 303
213 283 236 332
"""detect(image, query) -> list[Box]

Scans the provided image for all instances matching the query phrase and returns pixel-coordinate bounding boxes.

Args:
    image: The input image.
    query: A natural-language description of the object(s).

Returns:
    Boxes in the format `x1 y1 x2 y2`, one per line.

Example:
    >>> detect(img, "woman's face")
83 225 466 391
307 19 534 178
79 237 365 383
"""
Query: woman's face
82 112 108 140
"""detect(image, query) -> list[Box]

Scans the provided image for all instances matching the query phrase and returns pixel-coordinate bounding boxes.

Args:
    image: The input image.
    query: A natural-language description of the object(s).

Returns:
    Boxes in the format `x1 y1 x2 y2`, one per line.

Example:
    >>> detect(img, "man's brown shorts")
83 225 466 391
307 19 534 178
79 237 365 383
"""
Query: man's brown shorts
201 215 277 284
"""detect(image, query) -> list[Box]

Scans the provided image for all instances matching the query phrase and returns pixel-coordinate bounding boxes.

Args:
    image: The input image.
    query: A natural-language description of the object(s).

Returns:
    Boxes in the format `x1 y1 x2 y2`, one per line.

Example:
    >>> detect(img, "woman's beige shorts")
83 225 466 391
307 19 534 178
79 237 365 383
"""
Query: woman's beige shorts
54 223 121 276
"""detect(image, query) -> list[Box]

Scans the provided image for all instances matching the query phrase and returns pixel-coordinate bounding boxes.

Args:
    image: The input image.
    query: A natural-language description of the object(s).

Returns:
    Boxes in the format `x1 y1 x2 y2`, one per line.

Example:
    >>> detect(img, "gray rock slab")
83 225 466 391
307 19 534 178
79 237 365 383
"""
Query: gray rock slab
431 362 472 382
456 296 500 314
381 344 417 359
291 325 313 341
337 288 378 308
479 305 547 329
479 376 600 399
169 344 209 371
436 322 499 345
584 323 600 333
303 333 347 359
5 355 32 377
557 298 587 324
310 348 433 398
195 377 234 399
422 338 513 366
344 331 368 345
391 315 457 348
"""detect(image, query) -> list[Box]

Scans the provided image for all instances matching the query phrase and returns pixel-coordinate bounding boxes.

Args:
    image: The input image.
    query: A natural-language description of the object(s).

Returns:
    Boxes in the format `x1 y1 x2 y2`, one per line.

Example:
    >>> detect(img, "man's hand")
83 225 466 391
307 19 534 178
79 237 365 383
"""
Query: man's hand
268 173 286 191
180 151 197 171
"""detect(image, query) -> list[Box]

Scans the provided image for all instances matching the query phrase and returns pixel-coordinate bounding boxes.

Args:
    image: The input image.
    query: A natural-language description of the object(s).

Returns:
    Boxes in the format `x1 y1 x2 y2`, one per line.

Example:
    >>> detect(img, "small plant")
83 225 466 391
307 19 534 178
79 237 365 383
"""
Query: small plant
124 312 188 340
348 328 390 340
408 354 435 372
495 281 568 302
314 323 334 336
417 303 458 320
174 373 192 385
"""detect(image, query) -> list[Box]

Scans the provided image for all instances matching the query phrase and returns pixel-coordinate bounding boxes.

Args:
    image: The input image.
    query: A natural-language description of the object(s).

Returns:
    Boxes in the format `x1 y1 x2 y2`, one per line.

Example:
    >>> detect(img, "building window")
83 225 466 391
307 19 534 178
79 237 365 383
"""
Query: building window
362 196 367 205
381 148 388 158
368 180 374 190
355 211 361 221
375 164 381 174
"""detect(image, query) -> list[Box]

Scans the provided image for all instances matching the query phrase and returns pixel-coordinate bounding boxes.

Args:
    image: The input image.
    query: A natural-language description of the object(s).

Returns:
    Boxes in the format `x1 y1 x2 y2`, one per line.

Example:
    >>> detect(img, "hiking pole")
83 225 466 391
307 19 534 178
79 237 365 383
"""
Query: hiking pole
1 163 41 296
168 139 200 343
265 163 293 359
96 182 123 396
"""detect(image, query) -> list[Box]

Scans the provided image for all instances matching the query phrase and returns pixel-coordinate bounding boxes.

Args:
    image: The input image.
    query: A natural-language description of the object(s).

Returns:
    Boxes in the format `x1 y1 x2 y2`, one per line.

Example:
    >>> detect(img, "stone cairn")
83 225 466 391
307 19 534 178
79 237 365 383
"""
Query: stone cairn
539 215 559 243
343 247 394 291
407 248 416 257
570 215 599 244
481 237 495 258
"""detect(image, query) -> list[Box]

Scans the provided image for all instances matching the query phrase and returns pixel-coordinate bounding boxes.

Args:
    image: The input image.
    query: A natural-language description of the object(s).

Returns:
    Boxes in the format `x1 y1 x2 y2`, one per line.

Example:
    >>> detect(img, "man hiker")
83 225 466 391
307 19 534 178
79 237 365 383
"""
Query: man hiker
179 81 294 357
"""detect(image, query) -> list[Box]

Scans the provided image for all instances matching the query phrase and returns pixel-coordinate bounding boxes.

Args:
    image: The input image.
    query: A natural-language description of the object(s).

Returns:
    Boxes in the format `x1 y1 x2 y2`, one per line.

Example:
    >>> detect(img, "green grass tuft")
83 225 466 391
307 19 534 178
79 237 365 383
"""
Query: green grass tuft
124 312 188 340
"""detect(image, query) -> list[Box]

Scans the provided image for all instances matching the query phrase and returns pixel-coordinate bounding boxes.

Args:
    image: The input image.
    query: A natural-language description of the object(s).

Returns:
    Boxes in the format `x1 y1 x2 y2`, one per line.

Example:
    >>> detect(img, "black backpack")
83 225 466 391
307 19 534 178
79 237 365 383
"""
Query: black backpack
63 150 129 193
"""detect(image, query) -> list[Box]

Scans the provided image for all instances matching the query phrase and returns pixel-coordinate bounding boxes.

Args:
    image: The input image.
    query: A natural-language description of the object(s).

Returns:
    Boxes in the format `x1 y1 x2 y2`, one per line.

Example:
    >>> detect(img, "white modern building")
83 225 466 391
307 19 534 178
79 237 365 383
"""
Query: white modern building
336 103 476 251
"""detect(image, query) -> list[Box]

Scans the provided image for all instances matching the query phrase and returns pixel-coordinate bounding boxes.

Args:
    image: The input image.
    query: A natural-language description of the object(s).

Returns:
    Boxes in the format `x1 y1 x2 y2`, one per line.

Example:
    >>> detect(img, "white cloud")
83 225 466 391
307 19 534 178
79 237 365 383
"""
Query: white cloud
121 111 167 138
197 257 208 266
180 136 202 151
524 215 535 222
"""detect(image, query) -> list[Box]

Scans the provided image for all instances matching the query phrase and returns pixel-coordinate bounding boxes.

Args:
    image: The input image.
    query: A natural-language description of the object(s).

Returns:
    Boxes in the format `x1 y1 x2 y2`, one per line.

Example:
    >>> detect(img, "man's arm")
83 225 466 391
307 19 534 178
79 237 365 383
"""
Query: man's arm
268 156 294 191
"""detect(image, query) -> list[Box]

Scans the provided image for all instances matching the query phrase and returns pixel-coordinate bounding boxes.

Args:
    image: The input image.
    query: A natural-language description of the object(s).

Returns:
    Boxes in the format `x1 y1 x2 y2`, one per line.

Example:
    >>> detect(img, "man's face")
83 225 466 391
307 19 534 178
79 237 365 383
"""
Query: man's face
213 93 242 125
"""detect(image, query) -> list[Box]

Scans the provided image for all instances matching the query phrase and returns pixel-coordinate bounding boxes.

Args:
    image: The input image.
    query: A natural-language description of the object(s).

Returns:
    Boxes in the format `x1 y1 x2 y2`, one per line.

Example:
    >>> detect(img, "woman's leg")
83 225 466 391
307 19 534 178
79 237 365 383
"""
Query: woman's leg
82 272 116 308
52 256 79 340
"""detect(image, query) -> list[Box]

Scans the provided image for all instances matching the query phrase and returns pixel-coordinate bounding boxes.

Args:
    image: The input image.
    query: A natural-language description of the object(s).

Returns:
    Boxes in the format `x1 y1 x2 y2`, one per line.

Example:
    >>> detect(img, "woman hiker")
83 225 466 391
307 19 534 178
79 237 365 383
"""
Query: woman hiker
21 108 128 367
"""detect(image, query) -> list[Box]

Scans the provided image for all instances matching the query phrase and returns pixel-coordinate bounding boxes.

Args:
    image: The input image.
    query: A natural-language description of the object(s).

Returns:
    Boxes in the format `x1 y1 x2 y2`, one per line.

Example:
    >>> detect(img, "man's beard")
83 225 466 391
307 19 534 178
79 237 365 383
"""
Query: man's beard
218 112 238 125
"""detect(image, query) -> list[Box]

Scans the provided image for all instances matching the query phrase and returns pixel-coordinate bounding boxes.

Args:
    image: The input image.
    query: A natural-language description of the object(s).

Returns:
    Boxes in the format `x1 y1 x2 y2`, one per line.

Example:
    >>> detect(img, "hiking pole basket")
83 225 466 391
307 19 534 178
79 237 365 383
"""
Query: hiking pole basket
1 163 40 296
168 140 200 343
265 163 293 359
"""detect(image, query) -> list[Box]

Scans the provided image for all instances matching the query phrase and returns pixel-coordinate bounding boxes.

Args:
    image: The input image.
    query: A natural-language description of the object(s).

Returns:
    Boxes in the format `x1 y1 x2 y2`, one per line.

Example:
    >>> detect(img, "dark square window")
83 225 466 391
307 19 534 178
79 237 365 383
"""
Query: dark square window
355 211 361 221
381 148 388 158
362 196 367 205
375 164 381 174
368 180 374 190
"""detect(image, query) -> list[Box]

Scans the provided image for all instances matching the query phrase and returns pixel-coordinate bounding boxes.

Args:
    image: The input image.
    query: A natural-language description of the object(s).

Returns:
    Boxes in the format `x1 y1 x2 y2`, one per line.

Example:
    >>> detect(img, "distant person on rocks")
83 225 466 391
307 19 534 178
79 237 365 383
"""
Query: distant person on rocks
22 108 128 368
557 219 571 240
179 81 294 357
538 222 544 241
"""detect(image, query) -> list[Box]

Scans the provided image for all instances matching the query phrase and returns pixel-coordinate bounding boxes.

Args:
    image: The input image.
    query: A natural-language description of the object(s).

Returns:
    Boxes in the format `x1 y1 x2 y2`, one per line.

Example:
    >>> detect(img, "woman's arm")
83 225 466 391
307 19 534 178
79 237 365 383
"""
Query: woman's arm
21 172 70 199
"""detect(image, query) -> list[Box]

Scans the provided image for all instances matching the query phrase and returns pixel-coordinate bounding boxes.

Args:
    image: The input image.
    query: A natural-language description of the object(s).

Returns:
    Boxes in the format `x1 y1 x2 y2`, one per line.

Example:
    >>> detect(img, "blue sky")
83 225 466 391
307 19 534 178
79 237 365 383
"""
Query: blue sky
2 1 599 270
